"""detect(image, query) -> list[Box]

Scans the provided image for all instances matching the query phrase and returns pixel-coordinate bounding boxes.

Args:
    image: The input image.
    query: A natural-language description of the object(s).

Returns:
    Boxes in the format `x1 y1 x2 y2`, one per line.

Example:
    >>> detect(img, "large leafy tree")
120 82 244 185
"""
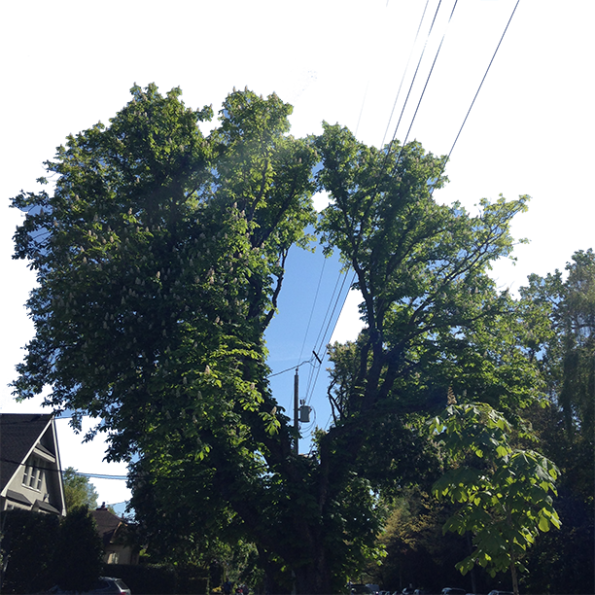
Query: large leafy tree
314 125 555 591
524 249 595 443
11 85 547 593
517 250 595 594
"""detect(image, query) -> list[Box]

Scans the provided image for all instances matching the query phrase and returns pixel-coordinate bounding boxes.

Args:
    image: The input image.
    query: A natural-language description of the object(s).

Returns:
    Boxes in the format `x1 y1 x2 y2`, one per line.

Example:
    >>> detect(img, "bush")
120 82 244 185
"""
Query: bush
1 509 60 593
53 506 105 591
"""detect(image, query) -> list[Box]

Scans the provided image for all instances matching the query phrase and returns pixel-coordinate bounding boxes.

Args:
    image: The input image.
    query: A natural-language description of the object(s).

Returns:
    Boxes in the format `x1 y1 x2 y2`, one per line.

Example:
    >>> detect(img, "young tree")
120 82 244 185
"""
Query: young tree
63 466 99 512
11 85 546 593
429 403 560 595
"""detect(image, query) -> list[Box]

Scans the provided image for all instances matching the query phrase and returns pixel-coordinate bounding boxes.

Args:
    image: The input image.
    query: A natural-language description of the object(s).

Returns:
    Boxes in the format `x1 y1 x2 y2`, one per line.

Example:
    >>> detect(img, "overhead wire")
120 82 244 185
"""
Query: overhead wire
445 0 520 162
290 0 519 437
296 79 370 430
380 0 442 147
313 1 453 427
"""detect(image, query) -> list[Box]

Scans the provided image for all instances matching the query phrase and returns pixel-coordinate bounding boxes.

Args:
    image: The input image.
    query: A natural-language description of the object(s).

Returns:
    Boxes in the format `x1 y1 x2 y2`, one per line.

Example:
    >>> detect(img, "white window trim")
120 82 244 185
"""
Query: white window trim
22 457 43 492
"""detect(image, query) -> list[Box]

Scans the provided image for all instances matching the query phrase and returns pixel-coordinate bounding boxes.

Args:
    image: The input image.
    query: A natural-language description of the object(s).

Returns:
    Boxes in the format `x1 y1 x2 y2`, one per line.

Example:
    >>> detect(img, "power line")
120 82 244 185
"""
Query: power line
305 270 352 407
310 3 453 427
0 458 127 481
402 0 458 144
267 359 311 379
308 0 520 438
380 0 442 147
297 255 327 365
448 0 521 161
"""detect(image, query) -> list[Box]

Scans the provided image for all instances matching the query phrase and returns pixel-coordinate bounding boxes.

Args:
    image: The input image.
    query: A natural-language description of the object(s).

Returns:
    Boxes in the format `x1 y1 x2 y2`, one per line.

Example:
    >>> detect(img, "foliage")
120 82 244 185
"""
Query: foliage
316 123 541 422
54 506 105 591
315 124 551 591
373 493 473 593
360 250 595 595
517 401 595 593
522 250 595 500
523 487 594 595
523 249 595 435
429 403 560 593
11 84 548 594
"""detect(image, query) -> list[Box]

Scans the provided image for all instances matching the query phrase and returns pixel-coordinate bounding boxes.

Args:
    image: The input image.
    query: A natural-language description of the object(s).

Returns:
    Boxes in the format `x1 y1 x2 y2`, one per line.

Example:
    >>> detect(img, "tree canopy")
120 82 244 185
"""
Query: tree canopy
11 84 555 594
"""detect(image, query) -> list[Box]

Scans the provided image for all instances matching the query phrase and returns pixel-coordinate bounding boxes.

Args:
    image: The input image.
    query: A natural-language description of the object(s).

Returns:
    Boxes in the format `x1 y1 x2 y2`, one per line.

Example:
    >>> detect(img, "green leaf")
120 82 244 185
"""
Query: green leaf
538 516 551 532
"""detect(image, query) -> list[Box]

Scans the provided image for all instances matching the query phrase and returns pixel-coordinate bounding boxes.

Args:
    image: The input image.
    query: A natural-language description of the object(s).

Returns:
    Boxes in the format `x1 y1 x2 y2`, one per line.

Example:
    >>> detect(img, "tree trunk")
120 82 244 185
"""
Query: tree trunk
510 559 519 595
467 533 477 595
506 514 519 595
293 554 333 595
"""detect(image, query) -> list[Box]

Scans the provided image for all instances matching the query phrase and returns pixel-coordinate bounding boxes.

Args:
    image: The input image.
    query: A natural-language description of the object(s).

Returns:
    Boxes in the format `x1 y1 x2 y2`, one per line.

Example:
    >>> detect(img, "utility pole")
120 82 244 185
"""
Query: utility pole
293 368 299 455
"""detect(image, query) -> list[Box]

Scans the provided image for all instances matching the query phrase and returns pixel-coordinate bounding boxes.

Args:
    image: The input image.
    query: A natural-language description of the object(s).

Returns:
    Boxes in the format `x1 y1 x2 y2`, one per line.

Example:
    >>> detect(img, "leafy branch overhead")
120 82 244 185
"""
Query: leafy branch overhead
429 403 560 585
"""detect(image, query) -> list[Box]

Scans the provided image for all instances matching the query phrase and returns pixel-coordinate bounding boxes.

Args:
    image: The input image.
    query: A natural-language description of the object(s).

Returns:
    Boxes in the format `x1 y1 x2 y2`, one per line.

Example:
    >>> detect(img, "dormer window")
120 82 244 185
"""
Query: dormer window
22 457 43 491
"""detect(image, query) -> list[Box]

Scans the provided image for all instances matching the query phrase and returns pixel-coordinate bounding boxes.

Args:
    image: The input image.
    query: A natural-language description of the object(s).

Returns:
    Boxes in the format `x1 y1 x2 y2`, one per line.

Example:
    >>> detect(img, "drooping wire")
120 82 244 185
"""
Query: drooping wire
355 81 370 137
305 270 355 407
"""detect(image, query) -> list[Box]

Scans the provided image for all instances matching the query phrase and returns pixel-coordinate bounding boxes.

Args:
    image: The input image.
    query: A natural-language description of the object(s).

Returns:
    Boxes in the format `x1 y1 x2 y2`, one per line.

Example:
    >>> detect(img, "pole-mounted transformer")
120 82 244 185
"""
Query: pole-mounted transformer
293 367 313 455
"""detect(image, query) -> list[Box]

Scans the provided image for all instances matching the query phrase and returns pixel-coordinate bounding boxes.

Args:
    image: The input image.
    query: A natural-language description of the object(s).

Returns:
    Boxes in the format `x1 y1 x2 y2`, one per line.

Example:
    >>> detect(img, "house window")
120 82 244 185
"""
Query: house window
29 467 39 488
22 458 43 491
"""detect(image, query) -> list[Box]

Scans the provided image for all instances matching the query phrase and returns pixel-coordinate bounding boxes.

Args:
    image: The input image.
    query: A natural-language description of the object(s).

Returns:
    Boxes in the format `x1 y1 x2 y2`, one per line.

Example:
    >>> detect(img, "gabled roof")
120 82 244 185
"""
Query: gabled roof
0 413 54 493
91 505 128 547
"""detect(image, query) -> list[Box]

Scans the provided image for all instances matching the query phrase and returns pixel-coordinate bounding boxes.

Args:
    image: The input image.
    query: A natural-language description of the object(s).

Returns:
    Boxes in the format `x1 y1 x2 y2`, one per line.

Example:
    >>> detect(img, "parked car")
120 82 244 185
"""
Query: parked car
488 591 514 595
47 577 132 594
441 588 467 595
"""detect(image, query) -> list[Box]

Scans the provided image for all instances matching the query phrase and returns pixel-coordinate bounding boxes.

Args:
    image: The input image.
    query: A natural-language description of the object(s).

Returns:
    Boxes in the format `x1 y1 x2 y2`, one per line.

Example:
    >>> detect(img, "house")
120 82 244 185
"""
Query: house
1 413 138 563
91 503 139 565
0 413 67 516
